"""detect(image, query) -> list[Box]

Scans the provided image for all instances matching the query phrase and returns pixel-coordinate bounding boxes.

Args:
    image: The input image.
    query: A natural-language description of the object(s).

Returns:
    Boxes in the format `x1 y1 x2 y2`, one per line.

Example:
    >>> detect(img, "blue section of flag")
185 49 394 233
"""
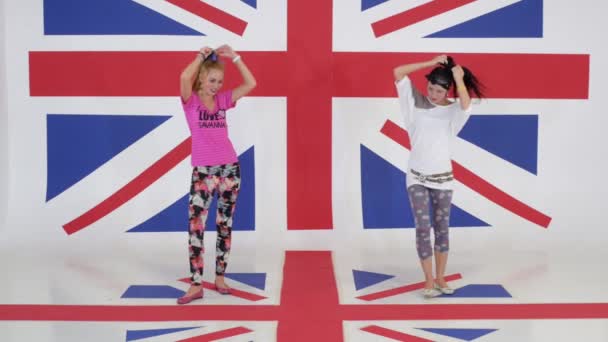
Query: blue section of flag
127 194 189 233
360 144 411 228
417 328 498 341
427 0 543 38
127 146 256 232
43 0 203 35
121 285 185 299
224 273 266 290
362 0 390 11
449 205 489 228
240 0 258 9
46 114 170 202
232 146 256 230
360 145 489 229
126 327 201 341
353 270 395 290
458 115 538 174
441 284 512 298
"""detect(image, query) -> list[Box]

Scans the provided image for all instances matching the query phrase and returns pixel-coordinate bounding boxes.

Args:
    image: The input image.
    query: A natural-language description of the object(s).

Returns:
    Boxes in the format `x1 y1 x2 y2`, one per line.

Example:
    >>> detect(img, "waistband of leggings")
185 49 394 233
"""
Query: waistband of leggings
410 169 453 184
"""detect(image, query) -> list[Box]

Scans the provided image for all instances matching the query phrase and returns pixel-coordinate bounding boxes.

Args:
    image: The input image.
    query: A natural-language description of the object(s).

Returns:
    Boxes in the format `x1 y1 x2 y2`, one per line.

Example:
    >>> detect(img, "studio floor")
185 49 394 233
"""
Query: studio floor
1 227 608 342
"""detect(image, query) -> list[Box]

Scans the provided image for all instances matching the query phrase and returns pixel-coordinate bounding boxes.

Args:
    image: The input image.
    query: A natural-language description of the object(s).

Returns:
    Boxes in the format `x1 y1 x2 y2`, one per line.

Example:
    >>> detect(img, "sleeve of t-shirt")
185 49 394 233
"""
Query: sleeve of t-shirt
450 102 473 135
217 90 236 110
395 76 422 130
181 91 196 110
180 93 197 126
179 92 198 124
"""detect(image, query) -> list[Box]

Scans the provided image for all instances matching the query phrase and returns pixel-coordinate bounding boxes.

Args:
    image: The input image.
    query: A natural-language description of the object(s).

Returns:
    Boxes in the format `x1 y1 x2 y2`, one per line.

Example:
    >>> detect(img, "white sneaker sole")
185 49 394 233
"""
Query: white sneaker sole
434 284 455 295
422 288 442 298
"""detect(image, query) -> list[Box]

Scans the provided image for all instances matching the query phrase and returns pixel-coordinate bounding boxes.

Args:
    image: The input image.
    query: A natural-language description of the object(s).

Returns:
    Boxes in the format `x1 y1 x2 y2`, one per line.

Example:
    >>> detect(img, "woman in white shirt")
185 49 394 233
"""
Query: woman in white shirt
393 55 484 298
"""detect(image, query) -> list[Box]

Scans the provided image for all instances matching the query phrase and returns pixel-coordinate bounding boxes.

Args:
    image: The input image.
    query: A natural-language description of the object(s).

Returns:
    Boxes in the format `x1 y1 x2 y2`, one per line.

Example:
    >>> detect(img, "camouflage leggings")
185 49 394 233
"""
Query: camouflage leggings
188 162 240 285
407 184 453 260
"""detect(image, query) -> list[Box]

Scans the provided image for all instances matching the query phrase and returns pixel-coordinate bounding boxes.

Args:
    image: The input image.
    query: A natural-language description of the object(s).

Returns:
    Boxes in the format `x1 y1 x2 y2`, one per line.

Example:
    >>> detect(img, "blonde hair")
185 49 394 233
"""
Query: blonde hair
194 60 225 91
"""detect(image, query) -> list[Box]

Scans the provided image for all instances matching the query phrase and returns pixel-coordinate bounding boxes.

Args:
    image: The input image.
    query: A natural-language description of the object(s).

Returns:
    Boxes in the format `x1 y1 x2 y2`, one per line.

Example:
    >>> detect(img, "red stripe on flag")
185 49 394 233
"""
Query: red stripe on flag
29 51 288 97
356 273 462 301
362 325 434 342
334 52 590 99
380 120 552 228
380 118 411 149
30 52 590 99
166 0 247 36
286 0 334 229
3 303 608 321
0 304 278 321
372 0 477 37
453 162 552 227
62 138 192 235
339 303 608 320
277 251 343 340
178 327 252 342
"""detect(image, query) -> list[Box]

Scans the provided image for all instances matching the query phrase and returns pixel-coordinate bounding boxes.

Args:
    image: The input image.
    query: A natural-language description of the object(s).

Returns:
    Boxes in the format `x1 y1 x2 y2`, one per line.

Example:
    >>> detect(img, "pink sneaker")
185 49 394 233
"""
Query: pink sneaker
177 288 203 304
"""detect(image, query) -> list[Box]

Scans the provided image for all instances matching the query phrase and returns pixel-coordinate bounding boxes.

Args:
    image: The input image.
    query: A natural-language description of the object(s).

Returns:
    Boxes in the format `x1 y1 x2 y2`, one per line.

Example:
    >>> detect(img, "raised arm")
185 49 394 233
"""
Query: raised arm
393 55 447 81
452 65 471 111
216 44 257 102
449 65 473 134
180 46 212 102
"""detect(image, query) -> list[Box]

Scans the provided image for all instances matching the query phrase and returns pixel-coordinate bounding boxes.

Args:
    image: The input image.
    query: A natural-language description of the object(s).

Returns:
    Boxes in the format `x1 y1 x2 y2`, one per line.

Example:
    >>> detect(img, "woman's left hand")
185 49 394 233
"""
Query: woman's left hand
451 65 465 81
216 44 237 59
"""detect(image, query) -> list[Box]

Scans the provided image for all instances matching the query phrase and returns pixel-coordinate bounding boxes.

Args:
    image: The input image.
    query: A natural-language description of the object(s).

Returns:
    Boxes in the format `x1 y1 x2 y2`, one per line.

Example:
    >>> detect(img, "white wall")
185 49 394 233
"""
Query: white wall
0 0 9 230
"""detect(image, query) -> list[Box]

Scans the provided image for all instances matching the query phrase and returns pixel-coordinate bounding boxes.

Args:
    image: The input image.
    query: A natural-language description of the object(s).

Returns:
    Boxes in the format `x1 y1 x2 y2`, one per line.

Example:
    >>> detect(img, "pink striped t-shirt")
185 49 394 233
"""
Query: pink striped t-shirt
182 90 238 166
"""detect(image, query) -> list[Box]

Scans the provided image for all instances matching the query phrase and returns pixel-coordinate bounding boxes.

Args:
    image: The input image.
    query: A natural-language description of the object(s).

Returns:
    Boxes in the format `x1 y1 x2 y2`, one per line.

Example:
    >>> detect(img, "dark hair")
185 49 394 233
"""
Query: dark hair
425 56 485 99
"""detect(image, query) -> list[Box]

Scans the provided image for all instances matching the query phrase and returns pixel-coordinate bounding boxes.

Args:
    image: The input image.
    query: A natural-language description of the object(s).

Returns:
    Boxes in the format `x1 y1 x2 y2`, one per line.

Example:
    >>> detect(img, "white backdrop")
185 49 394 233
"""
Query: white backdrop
1 0 8 230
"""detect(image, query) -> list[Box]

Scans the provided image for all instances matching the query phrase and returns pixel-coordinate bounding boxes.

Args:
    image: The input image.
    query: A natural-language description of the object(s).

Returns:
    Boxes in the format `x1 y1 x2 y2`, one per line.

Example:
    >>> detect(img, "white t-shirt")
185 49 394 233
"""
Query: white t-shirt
395 76 472 190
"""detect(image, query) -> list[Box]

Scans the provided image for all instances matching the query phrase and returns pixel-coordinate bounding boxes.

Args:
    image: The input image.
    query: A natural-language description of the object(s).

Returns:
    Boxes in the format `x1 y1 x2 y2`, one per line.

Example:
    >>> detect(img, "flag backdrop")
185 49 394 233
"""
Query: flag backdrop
2 0 607 341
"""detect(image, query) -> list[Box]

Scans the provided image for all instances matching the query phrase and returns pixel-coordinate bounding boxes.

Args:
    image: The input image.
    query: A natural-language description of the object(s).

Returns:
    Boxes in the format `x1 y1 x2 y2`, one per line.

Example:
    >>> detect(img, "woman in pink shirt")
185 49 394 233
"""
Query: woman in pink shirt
177 44 256 304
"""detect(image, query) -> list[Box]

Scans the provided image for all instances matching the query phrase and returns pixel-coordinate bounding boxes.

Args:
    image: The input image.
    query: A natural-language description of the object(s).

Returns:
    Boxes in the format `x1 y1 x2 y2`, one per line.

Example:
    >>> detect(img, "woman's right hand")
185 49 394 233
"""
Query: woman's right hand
199 46 213 59
431 54 448 65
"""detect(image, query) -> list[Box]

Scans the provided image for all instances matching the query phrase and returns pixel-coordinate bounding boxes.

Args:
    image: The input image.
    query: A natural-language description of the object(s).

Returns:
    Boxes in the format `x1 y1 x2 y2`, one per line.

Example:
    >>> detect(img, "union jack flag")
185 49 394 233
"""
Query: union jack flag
0 0 599 341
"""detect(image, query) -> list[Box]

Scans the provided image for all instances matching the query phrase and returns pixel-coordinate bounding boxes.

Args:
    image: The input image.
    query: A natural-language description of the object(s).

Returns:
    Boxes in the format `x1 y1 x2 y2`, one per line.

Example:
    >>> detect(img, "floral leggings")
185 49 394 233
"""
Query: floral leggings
188 162 240 285
407 184 453 260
